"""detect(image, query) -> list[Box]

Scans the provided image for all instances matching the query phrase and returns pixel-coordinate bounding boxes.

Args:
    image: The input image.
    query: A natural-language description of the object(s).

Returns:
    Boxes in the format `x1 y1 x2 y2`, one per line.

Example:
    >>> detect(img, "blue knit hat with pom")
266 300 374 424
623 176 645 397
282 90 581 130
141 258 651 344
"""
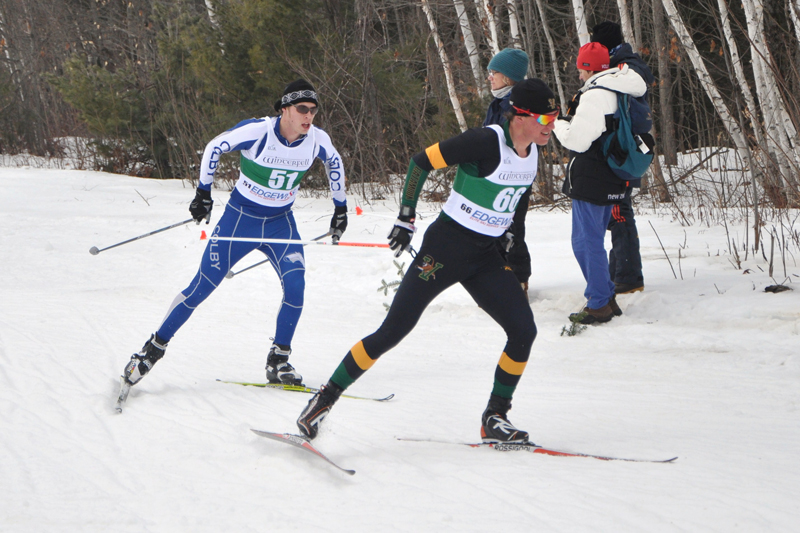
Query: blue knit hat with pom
488 48 529 82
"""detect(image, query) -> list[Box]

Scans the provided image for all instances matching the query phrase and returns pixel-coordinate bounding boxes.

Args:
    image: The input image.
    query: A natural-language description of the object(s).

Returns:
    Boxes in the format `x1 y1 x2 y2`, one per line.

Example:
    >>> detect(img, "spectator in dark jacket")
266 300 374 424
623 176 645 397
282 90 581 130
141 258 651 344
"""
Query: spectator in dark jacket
591 21 655 294
483 48 529 127
483 48 534 293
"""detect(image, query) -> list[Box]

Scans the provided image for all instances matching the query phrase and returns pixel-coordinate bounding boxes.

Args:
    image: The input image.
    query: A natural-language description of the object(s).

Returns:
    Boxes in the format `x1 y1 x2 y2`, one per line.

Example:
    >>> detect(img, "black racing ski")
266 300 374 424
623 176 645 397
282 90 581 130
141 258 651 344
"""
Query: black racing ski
251 430 355 475
397 437 677 463
217 379 394 402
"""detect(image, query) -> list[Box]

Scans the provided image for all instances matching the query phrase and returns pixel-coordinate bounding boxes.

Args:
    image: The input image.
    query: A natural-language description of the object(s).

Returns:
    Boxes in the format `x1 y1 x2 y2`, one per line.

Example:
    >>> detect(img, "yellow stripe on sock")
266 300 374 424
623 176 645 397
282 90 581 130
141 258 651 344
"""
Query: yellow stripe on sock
498 352 527 376
425 143 447 169
350 341 377 371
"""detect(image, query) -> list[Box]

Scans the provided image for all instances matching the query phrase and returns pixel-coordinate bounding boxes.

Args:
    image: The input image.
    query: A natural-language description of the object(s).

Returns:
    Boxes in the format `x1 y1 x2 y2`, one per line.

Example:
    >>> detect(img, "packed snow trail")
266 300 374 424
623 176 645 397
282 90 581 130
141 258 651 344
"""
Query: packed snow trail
1 167 798 532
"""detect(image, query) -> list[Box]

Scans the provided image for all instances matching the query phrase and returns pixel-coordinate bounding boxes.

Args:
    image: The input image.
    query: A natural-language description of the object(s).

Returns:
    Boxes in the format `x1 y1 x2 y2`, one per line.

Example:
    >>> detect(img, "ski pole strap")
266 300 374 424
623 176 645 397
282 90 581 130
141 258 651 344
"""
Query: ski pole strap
393 219 416 232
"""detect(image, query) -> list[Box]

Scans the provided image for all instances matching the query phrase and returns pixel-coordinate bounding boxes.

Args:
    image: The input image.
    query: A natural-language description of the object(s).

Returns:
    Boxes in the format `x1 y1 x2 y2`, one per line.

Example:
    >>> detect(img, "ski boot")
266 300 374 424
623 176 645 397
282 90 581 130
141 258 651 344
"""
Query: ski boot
123 333 168 385
266 344 303 385
297 383 343 440
481 394 529 443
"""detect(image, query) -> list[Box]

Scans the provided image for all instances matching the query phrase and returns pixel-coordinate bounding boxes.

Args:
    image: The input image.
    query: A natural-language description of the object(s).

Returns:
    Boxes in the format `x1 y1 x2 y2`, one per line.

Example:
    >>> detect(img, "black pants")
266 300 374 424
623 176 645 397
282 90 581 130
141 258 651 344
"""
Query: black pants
331 217 537 399
607 189 643 286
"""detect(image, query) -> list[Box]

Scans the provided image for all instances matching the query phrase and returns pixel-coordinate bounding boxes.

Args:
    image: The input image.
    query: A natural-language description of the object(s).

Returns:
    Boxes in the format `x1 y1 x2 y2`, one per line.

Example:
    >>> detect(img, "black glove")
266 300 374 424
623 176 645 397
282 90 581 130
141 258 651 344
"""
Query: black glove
499 231 514 253
189 188 213 224
330 205 348 243
387 205 416 258
566 92 581 117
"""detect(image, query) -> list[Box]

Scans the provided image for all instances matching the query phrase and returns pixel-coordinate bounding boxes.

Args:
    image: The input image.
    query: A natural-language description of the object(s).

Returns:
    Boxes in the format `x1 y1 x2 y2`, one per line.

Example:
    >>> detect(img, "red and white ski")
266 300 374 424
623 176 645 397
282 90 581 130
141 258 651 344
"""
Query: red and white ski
397 437 677 463
251 430 356 475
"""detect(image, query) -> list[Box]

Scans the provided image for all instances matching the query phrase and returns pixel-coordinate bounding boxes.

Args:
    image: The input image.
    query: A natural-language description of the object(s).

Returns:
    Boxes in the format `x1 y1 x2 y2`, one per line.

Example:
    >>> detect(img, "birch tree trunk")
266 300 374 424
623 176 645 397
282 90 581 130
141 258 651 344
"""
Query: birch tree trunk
421 0 468 132
660 0 759 196
741 0 800 185
790 1 800 51
534 0 568 108
453 0 489 98
204 0 218 29
507 0 522 48
475 0 500 55
716 0 764 148
615 0 637 51
716 0 762 230
570 0 590 45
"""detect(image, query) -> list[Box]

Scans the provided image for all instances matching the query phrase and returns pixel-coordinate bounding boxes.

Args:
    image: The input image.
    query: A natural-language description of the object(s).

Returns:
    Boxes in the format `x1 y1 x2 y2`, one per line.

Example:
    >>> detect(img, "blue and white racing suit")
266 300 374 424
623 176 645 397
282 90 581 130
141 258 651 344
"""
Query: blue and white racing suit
156 116 347 347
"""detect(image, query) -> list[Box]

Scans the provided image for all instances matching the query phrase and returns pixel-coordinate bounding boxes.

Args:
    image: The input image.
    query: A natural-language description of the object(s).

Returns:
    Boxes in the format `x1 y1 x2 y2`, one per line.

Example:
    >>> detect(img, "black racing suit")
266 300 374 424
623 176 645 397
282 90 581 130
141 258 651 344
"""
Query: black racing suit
329 125 537 400
484 95 532 286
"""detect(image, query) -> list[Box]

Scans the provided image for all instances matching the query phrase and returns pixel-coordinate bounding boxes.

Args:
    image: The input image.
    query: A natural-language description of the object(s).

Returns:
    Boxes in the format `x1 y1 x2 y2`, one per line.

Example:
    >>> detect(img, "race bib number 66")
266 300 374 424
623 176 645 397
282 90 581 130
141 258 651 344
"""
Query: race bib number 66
492 187 526 213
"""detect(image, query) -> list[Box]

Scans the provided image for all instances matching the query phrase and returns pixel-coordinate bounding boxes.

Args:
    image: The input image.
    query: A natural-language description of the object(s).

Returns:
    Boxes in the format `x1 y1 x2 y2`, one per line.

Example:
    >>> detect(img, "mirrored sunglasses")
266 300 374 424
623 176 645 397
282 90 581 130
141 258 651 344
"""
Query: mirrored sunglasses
294 104 319 116
512 106 559 125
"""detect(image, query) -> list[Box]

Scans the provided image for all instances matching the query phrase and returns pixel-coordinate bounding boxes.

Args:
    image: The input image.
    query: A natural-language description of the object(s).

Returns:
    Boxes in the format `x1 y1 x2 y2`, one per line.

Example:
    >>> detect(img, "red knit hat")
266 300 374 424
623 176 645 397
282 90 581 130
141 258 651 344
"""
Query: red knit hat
576 42 610 72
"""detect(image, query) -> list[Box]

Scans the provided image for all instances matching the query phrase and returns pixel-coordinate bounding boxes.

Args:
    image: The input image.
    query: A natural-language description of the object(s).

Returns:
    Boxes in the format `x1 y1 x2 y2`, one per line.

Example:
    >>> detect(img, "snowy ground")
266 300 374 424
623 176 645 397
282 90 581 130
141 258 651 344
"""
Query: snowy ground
1 166 798 532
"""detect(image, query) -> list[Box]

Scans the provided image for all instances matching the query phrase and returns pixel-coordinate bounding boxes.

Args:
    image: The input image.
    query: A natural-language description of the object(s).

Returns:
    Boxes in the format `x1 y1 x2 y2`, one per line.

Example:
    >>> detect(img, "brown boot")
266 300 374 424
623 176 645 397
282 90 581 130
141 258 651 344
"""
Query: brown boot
615 282 644 294
608 295 623 317
569 304 614 325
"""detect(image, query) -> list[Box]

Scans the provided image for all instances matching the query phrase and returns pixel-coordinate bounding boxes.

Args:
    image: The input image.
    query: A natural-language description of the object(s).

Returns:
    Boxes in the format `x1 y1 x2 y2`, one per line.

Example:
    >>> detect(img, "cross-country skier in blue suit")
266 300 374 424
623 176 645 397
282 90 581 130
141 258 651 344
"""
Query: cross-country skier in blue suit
120 79 348 391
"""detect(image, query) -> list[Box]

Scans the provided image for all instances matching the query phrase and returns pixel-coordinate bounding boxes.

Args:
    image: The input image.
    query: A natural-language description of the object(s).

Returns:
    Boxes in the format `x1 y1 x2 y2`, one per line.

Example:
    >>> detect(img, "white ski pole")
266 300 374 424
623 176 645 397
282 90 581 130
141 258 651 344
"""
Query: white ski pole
201 231 391 250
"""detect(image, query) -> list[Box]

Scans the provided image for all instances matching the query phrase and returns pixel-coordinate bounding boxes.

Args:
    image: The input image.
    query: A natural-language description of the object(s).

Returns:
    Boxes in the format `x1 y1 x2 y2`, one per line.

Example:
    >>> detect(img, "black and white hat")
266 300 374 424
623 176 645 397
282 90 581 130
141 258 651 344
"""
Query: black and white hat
274 79 318 112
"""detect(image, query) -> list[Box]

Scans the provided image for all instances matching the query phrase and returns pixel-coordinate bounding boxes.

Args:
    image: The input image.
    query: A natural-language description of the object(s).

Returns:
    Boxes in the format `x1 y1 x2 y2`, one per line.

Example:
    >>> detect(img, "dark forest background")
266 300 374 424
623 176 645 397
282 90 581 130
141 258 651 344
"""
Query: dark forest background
2 0 799 211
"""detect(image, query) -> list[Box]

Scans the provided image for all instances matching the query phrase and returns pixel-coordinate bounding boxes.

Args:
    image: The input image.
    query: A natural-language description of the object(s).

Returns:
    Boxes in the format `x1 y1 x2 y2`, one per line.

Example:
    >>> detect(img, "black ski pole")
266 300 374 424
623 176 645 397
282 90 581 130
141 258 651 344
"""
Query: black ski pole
225 231 332 279
89 218 195 255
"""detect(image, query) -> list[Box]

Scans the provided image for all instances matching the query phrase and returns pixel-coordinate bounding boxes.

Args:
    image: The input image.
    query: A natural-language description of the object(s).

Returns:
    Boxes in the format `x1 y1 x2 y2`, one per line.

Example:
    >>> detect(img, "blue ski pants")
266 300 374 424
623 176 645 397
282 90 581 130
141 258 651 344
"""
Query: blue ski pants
156 203 305 346
571 199 615 309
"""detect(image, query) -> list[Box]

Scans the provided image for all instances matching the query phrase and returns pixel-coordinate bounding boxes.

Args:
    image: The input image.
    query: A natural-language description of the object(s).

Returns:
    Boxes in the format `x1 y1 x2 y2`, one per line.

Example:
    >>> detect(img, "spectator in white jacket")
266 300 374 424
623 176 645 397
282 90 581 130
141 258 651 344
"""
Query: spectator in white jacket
554 42 646 325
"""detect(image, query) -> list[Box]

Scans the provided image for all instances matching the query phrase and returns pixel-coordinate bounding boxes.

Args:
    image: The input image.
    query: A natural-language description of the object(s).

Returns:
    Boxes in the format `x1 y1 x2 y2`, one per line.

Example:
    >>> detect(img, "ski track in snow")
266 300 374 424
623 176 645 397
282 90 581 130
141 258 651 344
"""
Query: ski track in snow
1 167 799 532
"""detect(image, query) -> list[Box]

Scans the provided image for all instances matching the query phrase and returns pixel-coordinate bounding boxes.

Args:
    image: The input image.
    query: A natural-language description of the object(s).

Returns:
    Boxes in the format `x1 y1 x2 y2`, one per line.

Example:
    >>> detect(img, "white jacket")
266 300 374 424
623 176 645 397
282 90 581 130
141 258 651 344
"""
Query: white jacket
554 65 647 153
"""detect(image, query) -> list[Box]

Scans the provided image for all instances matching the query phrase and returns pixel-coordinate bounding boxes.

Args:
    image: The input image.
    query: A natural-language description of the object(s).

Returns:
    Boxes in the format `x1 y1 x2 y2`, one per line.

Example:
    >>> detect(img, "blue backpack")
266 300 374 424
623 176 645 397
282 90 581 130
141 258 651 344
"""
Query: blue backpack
592 88 655 181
